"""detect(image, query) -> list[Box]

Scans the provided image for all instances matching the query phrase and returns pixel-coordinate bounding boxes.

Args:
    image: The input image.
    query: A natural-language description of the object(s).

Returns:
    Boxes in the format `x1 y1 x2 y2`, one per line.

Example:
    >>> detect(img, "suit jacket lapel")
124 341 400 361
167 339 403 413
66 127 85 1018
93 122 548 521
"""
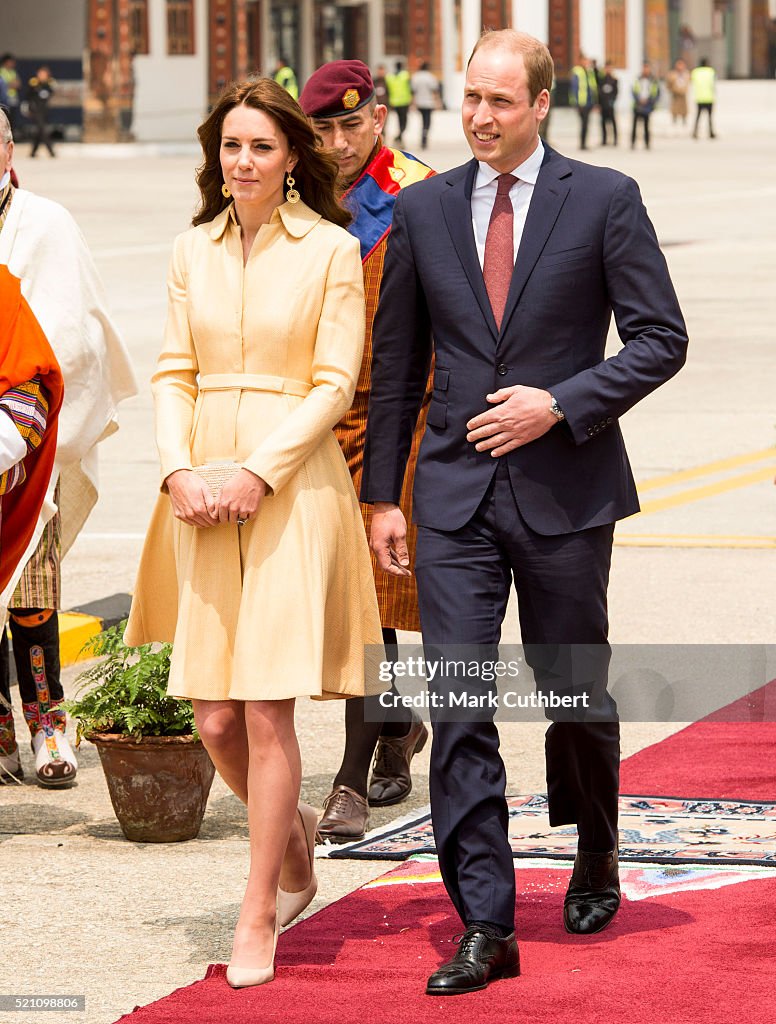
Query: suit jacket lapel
499 146 572 337
440 159 499 340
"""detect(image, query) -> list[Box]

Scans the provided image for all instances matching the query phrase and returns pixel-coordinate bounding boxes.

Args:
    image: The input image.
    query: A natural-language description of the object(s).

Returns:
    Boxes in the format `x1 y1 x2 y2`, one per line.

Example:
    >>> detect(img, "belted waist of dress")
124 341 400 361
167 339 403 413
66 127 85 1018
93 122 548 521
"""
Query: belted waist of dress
197 373 312 398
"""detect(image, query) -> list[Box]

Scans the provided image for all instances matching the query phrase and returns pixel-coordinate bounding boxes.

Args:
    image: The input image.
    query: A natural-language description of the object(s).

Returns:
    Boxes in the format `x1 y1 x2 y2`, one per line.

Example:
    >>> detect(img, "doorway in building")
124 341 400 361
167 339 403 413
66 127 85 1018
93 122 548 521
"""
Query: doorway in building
271 1 300 76
315 2 369 64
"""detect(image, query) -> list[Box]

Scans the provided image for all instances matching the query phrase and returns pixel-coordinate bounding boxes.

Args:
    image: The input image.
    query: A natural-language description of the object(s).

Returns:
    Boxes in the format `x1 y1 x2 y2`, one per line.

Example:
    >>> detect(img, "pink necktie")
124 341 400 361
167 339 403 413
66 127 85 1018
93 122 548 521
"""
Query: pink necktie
483 173 517 330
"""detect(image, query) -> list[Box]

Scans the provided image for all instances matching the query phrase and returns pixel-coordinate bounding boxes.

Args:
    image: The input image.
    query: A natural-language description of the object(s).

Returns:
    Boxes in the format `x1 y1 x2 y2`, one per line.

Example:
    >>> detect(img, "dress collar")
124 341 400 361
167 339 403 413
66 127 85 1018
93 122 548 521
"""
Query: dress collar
207 200 322 241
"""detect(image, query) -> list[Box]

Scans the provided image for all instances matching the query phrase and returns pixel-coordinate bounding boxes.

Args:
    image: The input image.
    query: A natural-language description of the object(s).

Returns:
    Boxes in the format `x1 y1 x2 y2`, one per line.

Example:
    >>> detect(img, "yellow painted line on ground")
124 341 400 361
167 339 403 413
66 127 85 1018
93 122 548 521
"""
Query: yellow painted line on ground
615 534 776 549
58 613 103 667
635 464 775 516
637 447 776 493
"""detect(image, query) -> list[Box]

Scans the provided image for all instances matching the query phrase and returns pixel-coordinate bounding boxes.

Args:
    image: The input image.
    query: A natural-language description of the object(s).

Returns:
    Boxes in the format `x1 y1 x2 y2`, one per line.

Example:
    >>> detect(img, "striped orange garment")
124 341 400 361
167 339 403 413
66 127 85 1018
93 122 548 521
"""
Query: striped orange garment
334 237 432 632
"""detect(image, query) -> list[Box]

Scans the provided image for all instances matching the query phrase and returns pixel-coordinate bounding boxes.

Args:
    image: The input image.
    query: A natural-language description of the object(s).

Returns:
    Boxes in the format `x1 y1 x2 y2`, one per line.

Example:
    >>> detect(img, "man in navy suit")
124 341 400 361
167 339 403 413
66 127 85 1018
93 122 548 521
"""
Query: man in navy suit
362 30 687 996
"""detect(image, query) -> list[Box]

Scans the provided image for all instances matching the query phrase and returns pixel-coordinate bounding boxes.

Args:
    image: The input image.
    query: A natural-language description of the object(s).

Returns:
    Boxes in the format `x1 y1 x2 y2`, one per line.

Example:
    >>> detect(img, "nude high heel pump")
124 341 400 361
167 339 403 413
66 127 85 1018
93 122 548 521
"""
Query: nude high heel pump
277 803 319 928
226 912 279 989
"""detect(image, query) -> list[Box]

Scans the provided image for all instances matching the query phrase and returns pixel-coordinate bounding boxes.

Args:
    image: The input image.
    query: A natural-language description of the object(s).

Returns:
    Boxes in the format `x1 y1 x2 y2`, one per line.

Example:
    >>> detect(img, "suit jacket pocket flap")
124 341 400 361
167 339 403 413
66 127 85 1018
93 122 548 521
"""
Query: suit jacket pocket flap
433 368 450 392
426 399 448 429
541 244 593 266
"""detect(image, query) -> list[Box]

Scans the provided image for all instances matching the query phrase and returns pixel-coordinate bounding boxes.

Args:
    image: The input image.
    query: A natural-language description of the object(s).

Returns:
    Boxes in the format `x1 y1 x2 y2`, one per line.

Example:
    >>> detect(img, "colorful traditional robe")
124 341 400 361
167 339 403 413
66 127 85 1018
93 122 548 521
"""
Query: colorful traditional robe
334 146 434 632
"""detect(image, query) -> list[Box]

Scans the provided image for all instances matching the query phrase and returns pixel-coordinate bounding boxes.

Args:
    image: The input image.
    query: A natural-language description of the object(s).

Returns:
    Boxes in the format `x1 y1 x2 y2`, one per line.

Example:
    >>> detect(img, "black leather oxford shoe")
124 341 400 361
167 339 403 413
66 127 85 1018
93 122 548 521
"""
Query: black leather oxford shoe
563 848 621 935
425 926 520 996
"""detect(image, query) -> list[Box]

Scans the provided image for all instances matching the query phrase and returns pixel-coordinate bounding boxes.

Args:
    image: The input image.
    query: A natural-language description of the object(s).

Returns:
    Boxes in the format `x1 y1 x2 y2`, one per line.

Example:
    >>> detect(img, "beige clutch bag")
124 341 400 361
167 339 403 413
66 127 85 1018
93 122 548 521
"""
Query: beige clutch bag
192 460 241 497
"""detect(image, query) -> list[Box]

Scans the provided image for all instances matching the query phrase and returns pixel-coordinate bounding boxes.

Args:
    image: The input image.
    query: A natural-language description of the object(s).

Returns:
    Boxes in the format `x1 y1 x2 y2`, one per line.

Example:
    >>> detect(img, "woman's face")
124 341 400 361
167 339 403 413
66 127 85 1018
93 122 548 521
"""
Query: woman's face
220 104 297 210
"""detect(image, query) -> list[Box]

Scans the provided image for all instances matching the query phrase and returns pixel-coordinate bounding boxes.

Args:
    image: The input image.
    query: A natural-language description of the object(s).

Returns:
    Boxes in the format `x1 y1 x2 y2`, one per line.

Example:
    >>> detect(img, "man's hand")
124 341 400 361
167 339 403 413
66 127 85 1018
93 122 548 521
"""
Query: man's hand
466 386 557 456
216 468 267 525
370 502 412 577
166 469 218 528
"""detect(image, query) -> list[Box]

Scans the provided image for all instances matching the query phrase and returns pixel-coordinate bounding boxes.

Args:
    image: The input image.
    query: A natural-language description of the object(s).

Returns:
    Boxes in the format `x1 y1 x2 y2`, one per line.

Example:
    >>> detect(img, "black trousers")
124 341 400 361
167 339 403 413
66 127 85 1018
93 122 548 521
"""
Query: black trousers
693 103 715 138
30 111 55 157
631 111 651 148
601 107 618 145
577 107 593 148
393 105 409 140
414 461 619 932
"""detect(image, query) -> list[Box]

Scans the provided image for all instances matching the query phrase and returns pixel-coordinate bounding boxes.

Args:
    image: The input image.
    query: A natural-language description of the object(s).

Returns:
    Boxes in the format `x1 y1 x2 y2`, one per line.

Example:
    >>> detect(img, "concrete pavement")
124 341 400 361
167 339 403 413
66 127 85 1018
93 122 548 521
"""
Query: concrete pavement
1 81 774 1023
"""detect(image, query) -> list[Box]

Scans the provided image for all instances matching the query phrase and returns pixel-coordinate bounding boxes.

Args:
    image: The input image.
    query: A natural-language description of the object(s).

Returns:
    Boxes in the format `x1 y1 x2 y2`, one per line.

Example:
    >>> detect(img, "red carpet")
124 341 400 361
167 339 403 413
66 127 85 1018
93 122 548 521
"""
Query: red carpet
621 678 776 801
118 865 776 1023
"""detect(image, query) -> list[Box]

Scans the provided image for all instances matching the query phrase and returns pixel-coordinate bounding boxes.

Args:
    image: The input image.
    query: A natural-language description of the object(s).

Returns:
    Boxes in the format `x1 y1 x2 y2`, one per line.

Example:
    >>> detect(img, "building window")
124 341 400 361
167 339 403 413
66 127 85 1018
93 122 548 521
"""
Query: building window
167 0 195 55
129 0 150 55
384 0 408 56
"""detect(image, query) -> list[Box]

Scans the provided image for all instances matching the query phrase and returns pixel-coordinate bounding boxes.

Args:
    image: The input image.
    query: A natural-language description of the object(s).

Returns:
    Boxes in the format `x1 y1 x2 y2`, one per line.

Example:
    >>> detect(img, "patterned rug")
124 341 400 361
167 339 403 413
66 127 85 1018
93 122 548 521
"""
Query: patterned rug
325 793 776 865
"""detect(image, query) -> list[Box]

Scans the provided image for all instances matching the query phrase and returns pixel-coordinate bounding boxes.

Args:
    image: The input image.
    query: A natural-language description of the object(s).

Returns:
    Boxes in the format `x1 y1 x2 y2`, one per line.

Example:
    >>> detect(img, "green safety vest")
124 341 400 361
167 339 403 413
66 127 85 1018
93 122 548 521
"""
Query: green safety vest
571 66 598 108
0 67 18 102
386 70 412 108
690 66 715 104
274 66 298 101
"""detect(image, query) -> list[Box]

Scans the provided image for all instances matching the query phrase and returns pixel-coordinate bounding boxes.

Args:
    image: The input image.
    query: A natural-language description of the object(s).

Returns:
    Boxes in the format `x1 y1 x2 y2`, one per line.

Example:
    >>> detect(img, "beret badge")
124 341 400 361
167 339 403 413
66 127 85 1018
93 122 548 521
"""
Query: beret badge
342 88 360 109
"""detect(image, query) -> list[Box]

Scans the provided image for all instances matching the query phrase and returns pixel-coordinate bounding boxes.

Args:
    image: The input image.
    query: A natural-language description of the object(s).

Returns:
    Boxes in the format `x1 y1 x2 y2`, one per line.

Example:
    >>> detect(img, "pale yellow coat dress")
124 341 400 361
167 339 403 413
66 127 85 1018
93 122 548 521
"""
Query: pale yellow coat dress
125 200 384 701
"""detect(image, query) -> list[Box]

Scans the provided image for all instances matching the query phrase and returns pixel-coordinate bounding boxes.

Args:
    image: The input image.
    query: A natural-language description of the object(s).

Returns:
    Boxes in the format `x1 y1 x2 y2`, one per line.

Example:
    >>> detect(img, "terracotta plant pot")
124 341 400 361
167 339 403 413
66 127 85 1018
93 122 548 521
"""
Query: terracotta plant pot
89 733 215 842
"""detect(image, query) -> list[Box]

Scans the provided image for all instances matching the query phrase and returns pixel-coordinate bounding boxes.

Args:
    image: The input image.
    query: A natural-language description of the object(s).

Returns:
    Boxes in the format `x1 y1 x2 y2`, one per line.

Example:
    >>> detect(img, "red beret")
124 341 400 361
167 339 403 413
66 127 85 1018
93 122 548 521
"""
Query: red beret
299 60 375 118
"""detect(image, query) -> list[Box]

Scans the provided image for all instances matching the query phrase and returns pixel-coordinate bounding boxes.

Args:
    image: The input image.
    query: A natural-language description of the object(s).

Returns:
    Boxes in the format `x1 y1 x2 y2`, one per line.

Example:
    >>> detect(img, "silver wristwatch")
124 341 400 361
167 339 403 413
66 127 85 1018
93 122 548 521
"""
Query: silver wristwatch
549 394 565 422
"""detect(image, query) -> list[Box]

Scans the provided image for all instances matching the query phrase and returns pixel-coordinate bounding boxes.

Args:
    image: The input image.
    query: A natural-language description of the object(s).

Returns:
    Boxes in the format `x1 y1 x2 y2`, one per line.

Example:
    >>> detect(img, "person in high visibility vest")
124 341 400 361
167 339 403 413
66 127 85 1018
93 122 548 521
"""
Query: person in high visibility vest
385 60 412 146
630 61 660 150
273 58 298 101
569 55 599 151
691 57 716 139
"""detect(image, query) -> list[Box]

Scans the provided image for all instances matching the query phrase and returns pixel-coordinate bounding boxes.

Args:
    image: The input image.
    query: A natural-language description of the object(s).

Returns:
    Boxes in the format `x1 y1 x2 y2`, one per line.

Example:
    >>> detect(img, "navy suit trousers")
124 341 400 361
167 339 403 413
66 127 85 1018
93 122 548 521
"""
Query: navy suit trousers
414 460 620 931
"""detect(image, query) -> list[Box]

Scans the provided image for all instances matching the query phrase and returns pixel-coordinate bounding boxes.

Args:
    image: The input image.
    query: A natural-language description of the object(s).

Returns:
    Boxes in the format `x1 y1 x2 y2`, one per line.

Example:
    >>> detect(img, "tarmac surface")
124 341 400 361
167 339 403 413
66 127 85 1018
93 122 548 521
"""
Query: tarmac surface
1 82 775 1023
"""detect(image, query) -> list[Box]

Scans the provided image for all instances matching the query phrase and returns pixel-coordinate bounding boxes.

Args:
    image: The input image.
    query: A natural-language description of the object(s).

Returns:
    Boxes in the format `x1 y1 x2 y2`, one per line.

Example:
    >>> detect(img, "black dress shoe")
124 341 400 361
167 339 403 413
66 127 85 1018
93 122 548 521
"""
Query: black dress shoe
563 848 621 935
367 715 428 807
425 926 520 996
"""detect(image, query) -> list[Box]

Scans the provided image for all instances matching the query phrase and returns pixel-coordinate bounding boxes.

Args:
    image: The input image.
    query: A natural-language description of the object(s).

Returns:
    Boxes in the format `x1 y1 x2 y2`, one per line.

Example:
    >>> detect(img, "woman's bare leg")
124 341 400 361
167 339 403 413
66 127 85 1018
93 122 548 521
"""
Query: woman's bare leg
192 699 249 803
230 698 301 968
192 698 312 906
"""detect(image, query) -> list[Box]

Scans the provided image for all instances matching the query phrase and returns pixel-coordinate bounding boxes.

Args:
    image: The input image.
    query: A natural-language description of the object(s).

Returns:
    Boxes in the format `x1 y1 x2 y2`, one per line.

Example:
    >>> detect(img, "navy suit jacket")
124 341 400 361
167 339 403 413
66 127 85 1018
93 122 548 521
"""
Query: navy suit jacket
361 145 688 535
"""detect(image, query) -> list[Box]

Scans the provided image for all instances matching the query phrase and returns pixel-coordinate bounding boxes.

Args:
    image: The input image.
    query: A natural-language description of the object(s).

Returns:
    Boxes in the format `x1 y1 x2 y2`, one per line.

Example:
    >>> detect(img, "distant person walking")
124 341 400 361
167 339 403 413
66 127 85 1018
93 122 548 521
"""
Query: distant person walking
570 55 598 150
27 67 56 158
691 58 716 139
410 62 440 149
631 61 660 150
599 63 619 145
273 58 298 100
666 59 690 128
385 61 412 146
373 63 389 108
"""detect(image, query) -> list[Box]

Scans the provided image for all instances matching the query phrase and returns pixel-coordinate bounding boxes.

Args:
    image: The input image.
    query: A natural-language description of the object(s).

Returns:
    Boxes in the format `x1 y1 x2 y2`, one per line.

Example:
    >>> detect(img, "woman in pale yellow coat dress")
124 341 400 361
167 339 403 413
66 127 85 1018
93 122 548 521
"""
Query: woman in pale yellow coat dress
125 80 382 987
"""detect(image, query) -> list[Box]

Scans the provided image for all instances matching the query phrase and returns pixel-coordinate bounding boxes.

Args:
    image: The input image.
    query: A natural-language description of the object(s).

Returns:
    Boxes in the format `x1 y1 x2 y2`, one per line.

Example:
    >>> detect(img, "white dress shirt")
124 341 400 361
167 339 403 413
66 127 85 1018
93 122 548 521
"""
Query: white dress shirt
471 140 545 269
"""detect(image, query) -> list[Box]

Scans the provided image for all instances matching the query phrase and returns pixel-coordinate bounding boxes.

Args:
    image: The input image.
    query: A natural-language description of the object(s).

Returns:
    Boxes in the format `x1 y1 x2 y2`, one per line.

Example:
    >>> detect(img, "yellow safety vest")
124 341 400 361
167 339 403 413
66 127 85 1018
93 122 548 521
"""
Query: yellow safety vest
691 66 715 104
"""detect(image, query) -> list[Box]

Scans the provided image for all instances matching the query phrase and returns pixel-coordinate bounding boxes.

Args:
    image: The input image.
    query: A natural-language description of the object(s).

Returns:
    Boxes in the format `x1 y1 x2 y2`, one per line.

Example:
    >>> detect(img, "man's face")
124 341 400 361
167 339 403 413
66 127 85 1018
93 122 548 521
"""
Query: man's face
1 139 13 177
312 103 387 185
462 48 548 173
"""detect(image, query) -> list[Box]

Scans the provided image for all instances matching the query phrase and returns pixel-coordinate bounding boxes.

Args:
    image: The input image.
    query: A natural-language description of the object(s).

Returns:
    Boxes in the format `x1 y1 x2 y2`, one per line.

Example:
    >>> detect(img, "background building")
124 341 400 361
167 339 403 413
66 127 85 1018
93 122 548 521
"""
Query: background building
0 0 774 141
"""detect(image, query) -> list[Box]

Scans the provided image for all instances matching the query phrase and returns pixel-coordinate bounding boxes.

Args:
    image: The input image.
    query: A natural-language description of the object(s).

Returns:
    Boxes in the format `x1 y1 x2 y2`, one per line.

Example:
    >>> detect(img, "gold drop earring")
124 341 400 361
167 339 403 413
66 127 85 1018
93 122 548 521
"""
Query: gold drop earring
222 183 231 198
285 173 300 204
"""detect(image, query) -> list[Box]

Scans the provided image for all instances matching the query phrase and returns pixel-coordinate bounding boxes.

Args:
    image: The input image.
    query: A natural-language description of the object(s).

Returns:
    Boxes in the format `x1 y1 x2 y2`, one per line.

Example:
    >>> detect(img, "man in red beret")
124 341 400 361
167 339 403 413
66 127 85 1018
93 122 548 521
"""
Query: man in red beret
299 60 433 843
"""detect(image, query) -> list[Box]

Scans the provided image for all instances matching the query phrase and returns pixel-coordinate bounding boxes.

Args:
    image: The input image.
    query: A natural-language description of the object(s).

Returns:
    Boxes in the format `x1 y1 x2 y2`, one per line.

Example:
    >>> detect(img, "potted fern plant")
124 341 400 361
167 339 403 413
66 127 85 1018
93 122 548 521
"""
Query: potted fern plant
66 621 215 843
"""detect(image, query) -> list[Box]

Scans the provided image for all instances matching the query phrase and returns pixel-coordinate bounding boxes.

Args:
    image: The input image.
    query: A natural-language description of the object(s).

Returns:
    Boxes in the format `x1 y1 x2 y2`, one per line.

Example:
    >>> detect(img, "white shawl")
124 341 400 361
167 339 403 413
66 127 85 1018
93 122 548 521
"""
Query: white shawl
0 188 138 605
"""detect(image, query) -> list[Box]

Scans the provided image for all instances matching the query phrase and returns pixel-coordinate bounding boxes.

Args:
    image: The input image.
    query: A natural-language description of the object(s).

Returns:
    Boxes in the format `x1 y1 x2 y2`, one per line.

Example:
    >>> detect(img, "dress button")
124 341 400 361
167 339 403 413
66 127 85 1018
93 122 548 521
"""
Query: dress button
606 417 614 424
587 427 594 436
496 363 508 376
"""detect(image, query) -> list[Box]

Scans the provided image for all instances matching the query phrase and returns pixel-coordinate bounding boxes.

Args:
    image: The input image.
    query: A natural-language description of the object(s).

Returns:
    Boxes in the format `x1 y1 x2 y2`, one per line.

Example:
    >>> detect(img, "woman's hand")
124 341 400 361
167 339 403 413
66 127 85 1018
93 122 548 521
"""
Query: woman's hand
216 468 267 525
165 469 218 527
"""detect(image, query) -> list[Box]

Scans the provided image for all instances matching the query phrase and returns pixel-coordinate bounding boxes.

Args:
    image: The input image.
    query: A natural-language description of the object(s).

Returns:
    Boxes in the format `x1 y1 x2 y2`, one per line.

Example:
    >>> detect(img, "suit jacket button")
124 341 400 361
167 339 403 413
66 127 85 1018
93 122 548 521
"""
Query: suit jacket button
587 427 594 436
496 363 508 376
607 417 614 424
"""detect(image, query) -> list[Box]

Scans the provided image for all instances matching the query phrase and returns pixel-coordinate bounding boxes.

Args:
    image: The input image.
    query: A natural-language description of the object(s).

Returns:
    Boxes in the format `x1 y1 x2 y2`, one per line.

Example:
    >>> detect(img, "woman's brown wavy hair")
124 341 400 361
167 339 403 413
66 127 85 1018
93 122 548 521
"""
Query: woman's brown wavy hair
192 78 351 229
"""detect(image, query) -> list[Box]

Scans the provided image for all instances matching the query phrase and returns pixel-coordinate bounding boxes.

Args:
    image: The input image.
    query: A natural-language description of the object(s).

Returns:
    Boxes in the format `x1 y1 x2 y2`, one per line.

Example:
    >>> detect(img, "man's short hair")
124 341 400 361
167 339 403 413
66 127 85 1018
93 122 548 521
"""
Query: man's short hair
0 109 13 144
469 30 554 105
